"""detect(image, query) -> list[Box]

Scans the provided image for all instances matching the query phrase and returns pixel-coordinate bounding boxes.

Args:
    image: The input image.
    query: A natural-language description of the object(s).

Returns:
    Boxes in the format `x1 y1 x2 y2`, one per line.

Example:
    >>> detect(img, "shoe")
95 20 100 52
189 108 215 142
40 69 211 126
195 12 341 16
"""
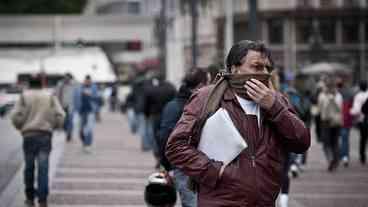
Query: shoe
83 146 92 154
24 199 35 207
39 201 48 207
290 164 299 178
328 159 339 172
279 194 289 207
342 157 349 168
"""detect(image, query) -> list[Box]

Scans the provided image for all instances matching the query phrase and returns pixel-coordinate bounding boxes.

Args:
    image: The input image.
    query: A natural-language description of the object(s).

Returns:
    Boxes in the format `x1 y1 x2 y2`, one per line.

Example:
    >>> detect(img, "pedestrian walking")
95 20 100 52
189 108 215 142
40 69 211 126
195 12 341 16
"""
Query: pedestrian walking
159 67 211 207
55 73 78 142
143 75 176 168
10 74 65 207
350 80 368 165
318 76 343 172
74 75 99 153
165 40 310 206
337 78 354 167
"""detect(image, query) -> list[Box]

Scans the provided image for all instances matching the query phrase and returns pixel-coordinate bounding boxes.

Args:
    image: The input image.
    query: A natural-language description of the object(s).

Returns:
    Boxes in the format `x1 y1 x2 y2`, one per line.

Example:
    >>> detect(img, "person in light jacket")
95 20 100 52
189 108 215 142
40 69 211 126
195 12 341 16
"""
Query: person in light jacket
11 74 65 207
165 40 310 207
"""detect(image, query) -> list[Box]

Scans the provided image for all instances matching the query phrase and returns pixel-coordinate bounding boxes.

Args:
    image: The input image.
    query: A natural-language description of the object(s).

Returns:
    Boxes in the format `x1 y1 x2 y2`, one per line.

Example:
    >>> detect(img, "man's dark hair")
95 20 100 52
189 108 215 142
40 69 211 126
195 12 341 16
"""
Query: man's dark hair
65 73 73 79
207 64 221 82
225 40 274 72
359 81 367 91
85 75 91 81
183 67 208 90
29 74 43 89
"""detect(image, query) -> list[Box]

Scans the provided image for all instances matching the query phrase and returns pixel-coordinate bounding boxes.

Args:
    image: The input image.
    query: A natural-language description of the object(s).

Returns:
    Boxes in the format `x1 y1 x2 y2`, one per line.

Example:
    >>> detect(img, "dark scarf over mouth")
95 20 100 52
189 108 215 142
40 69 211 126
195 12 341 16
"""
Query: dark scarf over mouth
223 73 271 100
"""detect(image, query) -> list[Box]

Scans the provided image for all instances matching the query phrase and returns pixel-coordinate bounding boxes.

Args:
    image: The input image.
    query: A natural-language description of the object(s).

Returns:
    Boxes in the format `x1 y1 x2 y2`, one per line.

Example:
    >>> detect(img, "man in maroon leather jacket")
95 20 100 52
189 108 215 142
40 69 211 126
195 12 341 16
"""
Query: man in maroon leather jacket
165 40 310 207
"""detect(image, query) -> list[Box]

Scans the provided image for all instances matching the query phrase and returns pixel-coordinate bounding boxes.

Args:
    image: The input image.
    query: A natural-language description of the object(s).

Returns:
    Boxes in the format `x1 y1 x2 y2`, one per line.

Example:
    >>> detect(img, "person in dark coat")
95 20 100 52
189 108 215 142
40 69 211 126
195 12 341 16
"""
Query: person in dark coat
159 68 210 207
165 40 310 207
143 76 176 167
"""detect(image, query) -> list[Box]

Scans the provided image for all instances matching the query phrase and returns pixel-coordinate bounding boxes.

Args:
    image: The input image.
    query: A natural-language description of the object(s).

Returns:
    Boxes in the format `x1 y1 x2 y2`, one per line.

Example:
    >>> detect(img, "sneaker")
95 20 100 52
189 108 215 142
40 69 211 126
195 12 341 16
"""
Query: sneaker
328 159 339 172
24 199 35 207
290 164 299 178
342 157 349 168
83 146 92 154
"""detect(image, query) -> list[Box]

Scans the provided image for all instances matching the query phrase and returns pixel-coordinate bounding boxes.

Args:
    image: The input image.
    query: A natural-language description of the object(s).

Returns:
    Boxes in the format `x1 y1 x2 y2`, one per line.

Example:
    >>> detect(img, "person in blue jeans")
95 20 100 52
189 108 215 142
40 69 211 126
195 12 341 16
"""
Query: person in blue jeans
74 75 99 153
11 74 65 207
23 135 52 206
55 73 78 142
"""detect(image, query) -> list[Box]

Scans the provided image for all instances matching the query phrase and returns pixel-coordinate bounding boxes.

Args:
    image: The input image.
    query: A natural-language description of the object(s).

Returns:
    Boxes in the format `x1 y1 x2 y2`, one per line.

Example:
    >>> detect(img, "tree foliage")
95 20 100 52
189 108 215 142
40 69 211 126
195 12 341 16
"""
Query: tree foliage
0 0 87 14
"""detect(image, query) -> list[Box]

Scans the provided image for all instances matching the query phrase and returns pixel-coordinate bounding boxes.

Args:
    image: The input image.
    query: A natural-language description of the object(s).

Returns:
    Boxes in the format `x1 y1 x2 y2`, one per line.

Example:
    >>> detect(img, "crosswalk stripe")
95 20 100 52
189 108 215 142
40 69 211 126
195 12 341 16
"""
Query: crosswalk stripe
51 190 143 196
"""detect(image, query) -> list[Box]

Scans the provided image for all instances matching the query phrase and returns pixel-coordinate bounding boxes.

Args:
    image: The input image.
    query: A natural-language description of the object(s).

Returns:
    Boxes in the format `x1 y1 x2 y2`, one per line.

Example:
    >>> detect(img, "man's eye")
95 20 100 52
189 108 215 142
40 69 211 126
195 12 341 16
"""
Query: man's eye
265 65 273 72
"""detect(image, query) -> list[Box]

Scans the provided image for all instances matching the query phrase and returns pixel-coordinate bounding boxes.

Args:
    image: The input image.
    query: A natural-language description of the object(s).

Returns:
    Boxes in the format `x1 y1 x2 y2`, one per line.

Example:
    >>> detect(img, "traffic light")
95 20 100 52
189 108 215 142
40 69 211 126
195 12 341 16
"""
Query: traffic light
126 40 142 51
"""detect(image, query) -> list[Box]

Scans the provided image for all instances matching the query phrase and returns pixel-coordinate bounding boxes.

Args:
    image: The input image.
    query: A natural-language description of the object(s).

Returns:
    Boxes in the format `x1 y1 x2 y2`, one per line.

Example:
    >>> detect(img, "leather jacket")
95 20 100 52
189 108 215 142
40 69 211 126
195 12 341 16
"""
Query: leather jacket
166 86 310 207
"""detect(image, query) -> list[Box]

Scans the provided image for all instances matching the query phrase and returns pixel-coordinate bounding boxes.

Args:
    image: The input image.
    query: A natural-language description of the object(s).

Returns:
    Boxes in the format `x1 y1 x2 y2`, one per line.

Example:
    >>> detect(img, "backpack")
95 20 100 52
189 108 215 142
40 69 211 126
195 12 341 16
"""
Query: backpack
323 96 342 127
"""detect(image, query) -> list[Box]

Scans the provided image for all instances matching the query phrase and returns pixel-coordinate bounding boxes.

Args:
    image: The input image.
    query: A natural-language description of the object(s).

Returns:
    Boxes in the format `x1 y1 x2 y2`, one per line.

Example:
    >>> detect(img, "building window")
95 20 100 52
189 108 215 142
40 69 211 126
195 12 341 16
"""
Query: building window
268 19 284 44
319 19 336 43
342 20 359 43
97 1 141 15
320 0 336 7
127 1 140 14
365 22 368 41
343 0 360 7
296 19 313 44
297 0 312 8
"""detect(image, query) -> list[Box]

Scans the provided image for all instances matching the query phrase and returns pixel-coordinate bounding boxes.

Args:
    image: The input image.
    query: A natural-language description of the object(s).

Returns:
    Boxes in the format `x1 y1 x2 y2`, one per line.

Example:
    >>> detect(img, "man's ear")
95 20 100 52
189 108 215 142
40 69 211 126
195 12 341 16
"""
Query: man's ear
230 66 237 73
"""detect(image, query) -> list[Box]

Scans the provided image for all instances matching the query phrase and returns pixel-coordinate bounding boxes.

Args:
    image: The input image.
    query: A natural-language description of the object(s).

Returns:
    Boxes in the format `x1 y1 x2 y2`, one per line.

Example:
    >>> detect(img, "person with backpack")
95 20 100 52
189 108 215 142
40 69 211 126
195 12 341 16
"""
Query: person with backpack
165 40 310 207
318 76 343 172
350 81 368 165
10 74 65 207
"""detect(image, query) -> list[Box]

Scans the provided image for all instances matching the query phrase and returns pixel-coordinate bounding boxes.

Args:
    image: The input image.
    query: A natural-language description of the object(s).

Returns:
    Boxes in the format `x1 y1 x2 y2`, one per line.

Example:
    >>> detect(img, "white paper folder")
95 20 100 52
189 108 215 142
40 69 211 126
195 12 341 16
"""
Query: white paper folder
198 108 248 166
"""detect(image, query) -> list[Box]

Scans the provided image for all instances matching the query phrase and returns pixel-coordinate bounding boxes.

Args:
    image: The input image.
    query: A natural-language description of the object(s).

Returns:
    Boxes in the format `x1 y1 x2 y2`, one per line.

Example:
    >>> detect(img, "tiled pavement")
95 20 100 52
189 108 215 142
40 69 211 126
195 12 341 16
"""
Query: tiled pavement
49 112 157 207
289 128 368 207
6 111 368 207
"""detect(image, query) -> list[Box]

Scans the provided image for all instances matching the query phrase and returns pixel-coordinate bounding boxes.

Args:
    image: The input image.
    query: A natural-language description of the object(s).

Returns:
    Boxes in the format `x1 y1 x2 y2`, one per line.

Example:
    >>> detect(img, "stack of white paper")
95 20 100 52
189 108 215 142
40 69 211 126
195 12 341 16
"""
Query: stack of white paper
198 108 248 166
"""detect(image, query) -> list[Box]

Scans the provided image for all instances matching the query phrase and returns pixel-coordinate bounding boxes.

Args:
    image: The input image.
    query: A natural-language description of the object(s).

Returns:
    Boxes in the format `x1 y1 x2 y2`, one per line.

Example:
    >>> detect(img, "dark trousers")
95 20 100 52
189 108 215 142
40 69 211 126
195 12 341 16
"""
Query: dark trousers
321 125 340 170
23 134 52 203
359 122 368 164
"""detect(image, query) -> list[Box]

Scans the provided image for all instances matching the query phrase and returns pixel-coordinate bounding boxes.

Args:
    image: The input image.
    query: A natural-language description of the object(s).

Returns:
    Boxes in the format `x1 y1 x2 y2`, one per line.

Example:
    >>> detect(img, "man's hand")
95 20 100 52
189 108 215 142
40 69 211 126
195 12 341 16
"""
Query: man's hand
244 78 275 110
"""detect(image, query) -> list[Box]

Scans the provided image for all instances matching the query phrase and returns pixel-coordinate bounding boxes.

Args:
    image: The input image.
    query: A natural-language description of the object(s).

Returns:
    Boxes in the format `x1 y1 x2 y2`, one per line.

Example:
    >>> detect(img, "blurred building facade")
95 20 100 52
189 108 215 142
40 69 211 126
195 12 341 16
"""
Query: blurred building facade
214 0 368 80
0 0 367 83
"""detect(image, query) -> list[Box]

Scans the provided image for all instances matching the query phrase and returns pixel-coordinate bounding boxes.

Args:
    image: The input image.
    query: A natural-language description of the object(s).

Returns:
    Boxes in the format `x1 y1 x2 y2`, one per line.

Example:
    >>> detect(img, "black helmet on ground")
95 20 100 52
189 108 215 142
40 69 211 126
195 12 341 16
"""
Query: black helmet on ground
144 172 177 207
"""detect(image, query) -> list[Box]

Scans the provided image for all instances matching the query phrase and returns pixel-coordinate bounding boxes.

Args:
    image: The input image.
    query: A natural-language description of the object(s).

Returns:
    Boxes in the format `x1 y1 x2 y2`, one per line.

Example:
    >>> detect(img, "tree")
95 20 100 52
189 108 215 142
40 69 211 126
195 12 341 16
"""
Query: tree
0 0 87 14
180 0 210 68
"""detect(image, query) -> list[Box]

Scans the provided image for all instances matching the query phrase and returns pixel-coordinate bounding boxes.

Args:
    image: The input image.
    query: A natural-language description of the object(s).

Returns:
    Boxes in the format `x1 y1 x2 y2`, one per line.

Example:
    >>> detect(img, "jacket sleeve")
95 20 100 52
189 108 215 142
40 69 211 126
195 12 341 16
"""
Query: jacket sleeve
51 96 66 129
165 89 223 189
158 101 179 171
265 92 311 153
10 97 28 130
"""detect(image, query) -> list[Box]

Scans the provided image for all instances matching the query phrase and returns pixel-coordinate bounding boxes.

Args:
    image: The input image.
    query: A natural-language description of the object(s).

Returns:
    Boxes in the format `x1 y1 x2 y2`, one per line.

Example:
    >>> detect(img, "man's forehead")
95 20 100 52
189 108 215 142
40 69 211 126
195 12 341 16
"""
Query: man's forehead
243 50 269 64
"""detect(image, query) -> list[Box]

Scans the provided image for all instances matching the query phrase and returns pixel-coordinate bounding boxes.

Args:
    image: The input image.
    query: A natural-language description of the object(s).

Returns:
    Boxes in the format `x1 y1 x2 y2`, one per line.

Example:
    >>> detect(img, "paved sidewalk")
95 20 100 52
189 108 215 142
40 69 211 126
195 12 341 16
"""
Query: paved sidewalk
48 112 157 207
5 111 368 207
289 128 368 207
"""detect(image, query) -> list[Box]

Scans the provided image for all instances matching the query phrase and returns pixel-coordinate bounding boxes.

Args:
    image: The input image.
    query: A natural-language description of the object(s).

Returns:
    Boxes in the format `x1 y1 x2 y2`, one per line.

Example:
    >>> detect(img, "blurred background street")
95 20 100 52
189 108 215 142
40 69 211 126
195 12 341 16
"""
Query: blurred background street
0 0 368 207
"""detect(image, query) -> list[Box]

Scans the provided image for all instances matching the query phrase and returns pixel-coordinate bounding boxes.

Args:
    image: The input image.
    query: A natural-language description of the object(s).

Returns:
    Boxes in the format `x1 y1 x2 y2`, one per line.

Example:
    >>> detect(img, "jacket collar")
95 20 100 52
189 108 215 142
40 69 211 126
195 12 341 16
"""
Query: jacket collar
223 88 237 101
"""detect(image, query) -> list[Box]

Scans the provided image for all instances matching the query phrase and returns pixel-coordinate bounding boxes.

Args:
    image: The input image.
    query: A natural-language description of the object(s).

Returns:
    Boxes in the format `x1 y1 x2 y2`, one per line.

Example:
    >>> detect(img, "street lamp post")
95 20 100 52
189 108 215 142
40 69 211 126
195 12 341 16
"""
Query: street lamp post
309 20 325 63
248 0 258 40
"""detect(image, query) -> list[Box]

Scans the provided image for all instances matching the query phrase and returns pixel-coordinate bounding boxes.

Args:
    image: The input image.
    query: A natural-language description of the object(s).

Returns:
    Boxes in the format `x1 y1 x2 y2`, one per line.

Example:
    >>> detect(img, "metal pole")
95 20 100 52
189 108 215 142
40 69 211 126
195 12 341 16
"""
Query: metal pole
159 0 167 79
248 0 258 40
190 0 198 68
224 0 234 55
